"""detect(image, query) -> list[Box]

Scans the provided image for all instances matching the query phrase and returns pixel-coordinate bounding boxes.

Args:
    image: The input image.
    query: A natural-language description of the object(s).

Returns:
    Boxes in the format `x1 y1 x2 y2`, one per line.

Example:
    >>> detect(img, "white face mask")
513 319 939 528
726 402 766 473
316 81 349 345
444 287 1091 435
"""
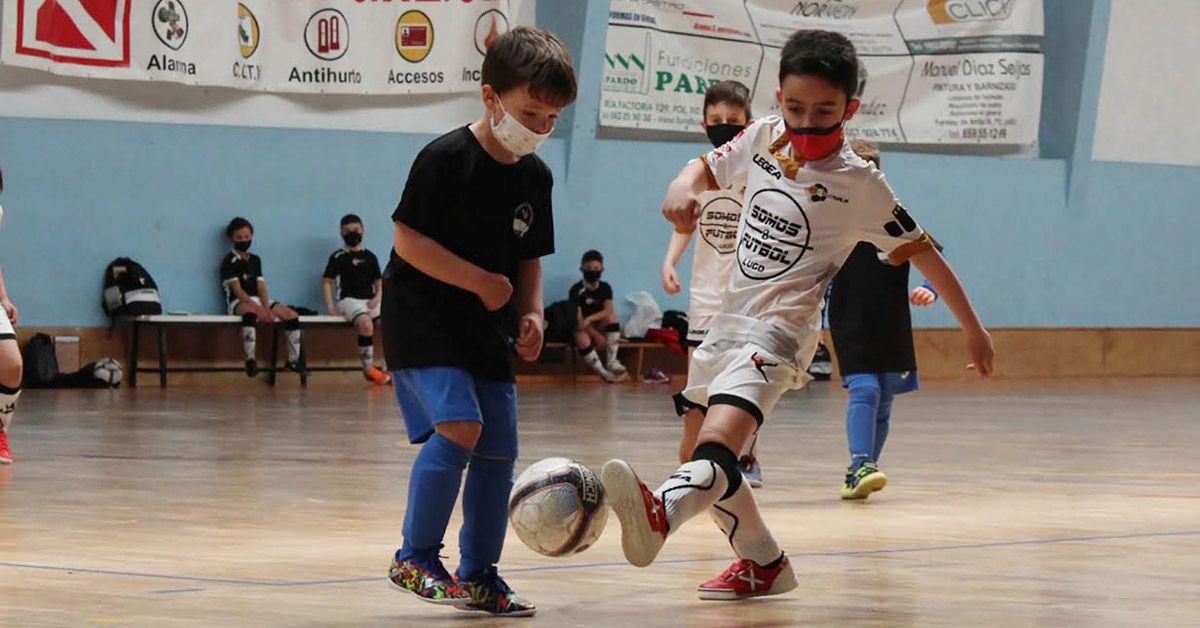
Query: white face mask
490 99 551 157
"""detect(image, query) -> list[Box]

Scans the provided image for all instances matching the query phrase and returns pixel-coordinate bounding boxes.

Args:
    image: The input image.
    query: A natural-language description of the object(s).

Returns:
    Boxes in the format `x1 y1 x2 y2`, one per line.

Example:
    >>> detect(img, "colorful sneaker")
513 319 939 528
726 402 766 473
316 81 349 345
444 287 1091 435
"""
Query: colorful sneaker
0 430 12 464
601 459 668 567
387 551 471 607
740 455 763 488
244 359 258 378
697 555 798 601
364 367 392 386
455 567 536 617
841 462 888 500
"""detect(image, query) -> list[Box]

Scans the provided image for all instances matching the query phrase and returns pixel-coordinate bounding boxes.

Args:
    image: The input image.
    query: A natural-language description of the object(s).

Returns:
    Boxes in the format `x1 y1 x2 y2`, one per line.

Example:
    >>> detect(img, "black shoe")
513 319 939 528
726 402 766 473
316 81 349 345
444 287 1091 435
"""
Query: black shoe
284 360 306 374
808 344 832 380
244 359 258 377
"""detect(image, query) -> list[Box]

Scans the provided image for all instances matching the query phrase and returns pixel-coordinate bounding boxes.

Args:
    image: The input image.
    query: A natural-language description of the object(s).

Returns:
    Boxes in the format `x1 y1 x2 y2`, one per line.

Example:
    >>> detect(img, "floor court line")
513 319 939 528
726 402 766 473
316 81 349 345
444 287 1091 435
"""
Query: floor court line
3 529 1196 596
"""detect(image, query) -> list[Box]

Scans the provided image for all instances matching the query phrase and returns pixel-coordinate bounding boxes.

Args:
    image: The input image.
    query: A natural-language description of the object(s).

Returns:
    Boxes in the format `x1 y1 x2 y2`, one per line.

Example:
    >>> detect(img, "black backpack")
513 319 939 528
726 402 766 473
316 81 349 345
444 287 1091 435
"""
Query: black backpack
543 300 576 343
22 333 59 386
102 257 162 317
662 310 689 342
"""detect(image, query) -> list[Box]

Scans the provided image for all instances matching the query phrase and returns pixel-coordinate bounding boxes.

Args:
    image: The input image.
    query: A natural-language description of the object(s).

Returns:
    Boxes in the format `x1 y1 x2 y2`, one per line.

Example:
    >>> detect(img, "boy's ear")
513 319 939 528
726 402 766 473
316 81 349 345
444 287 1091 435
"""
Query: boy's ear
843 99 861 122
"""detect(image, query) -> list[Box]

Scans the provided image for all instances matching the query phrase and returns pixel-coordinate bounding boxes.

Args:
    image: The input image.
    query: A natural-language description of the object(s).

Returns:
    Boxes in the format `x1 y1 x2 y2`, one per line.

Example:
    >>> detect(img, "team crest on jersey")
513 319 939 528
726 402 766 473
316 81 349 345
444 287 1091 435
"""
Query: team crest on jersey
738 189 813 280
805 183 848 204
512 202 533 238
698 193 742 255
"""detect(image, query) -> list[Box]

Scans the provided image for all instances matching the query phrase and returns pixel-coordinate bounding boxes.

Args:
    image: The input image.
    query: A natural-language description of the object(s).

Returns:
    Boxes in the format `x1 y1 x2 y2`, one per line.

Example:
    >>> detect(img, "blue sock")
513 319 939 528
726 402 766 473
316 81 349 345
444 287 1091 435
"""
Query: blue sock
457 455 514 580
872 392 895 463
399 433 472 561
845 377 882 470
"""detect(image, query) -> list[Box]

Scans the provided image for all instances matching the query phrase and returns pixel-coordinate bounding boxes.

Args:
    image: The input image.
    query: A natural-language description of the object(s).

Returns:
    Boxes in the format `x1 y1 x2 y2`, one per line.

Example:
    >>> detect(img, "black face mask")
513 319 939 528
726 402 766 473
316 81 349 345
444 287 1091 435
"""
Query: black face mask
342 232 362 247
705 123 745 148
583 270 602 283
234 240 252 252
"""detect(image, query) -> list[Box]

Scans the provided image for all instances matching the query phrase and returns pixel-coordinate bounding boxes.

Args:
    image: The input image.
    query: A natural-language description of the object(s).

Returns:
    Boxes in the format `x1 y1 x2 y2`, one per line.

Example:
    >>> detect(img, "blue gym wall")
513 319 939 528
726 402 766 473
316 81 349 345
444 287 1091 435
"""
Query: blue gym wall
1 0 1197 328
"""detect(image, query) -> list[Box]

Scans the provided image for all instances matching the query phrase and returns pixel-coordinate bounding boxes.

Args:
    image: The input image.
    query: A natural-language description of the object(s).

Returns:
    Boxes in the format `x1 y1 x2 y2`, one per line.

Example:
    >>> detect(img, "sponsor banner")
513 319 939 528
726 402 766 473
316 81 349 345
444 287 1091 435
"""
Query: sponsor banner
1 0 527 95
601 0 1043 145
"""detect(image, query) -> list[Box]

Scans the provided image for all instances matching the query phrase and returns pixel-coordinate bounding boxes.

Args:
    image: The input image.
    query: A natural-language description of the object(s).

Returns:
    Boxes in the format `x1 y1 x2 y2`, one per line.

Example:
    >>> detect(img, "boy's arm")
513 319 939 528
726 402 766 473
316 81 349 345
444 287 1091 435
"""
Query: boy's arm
909 249 993 376
393 222 511 311
513 258 544 362
369 279 383 309
0 268 16 324
662 229 693 294
662 160 714 230
321 278 338 315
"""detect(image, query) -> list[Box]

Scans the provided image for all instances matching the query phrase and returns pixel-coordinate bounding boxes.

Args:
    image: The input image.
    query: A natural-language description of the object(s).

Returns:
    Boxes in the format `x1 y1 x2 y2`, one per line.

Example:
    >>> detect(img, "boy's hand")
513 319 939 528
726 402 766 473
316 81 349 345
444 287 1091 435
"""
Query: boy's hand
515 313 544 362
326 306 340 317
965 328 994 378
368 297 381 311
662 184 699 230
662 266 681 294
2 299 17 325
259 305 276 323
476 272 513 311
910 286 937 307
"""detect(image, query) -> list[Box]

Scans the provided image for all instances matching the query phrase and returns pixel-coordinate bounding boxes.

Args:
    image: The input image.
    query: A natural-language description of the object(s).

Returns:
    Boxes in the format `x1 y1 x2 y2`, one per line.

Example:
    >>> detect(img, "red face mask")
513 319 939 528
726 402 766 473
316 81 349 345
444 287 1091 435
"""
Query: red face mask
786 121 845 161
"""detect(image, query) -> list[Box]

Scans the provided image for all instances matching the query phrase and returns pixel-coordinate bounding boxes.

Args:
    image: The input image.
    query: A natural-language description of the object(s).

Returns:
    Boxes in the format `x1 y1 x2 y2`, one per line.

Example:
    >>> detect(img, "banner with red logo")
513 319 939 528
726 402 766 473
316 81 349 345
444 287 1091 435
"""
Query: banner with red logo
601 0 1043 145
1 0 526 95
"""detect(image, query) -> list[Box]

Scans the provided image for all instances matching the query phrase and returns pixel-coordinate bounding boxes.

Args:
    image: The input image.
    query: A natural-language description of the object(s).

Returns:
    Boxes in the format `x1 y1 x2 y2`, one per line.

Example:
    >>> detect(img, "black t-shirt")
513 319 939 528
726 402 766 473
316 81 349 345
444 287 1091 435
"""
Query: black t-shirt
569 281 612 319
383 126 555 381
828 241 917 375
323 248 382 300
220 251 264 305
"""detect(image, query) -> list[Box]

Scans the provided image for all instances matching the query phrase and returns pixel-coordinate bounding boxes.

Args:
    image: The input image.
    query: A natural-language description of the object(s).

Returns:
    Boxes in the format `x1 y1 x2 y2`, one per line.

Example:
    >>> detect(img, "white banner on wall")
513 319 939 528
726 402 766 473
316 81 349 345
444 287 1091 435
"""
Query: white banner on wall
1 0 526 95
601 0 1044 145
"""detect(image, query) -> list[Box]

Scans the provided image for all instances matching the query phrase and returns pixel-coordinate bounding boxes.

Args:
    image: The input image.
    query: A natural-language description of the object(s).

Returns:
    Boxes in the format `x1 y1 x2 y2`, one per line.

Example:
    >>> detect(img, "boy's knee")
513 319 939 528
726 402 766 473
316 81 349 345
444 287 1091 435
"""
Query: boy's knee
356 317 374 335
0 357 22 388
436 420 482 451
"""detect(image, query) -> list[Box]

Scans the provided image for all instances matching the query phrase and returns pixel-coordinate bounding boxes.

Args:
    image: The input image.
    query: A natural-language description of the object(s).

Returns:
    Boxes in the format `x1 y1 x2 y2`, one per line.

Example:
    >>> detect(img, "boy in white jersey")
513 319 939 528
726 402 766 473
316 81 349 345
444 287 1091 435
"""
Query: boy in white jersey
661 80 765 486
602 30 994 601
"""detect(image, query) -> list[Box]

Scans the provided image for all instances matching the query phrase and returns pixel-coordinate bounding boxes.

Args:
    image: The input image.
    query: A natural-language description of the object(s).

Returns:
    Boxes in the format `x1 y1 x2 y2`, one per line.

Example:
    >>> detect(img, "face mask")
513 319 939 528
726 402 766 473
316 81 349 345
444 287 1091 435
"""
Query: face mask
705 123 745 149
491 99 551 157
583 270 602 283
786 120 845 161
342 232 362 247
234 240 252 253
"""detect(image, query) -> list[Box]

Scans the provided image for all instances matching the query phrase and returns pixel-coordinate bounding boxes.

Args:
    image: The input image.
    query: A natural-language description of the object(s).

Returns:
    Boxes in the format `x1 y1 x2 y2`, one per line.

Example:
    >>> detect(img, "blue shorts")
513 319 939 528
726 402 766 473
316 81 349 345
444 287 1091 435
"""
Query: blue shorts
842 371 920 396
392 367 519 460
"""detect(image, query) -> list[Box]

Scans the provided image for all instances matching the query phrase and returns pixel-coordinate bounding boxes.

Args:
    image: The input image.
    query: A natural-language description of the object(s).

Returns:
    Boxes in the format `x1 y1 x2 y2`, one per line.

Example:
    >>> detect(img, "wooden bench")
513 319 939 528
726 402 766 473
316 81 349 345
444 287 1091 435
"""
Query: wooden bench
124 315 361 388
542 341 678 382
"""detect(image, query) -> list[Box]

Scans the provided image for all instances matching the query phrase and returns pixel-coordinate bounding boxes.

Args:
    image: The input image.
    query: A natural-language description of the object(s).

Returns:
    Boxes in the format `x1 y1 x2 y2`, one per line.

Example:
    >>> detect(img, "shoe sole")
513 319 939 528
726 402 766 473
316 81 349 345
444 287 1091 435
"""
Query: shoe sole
601 459 664 568
387 577 473 608
744 473 763 489
454 605 537 618
841 472 888 500
696 563 799 601
0 458 11 465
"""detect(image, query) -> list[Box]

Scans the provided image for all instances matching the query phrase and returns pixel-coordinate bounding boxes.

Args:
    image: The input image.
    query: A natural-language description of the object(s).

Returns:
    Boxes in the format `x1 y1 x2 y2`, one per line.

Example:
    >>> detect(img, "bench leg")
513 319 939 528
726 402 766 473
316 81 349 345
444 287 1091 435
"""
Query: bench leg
299 327 308 388
268 324 278 386
129 321 140 388
157 324 168 388
633 347 645 384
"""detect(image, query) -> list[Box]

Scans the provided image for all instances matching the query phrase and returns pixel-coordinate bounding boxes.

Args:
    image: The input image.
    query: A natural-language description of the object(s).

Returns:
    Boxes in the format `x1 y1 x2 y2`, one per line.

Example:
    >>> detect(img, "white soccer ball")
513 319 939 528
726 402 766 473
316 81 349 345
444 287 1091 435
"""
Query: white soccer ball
508 457 608 557
93 358 124 387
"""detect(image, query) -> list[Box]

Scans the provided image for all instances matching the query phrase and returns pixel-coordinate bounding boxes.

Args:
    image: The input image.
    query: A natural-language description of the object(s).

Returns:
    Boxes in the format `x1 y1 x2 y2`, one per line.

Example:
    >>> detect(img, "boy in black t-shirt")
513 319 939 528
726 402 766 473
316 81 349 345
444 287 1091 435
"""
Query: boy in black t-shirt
381 27 576 617
321 214 387 385
220 217 303 377
829 140 941 500
569 249 627 382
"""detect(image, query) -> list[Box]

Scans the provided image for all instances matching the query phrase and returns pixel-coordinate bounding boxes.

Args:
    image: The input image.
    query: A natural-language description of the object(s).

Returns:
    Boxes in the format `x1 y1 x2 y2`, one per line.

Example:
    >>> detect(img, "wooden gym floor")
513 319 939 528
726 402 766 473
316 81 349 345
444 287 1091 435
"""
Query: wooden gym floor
1 378 1197 626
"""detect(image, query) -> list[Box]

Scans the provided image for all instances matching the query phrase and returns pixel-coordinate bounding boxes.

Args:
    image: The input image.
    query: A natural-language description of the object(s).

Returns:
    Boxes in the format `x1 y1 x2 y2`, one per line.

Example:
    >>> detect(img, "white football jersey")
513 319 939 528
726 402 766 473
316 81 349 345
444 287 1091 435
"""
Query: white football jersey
687 178 744 328
700 115 932 364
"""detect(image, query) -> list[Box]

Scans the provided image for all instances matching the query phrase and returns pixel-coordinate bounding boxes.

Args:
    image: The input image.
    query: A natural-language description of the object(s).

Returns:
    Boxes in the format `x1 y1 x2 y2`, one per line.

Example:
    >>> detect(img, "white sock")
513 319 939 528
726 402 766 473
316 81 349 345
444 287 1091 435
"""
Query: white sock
359 343 374 372
709 481 782 566
582 348 609 376
241 326 256 361
656 459 729 534
606 333 621 366
0 386 20 430
286 329 302 363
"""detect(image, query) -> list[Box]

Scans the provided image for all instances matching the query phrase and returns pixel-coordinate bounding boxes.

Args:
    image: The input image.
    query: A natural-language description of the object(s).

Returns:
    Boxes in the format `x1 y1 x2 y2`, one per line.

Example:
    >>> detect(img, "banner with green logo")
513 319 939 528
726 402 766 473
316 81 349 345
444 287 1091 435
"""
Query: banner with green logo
601 0 1043 145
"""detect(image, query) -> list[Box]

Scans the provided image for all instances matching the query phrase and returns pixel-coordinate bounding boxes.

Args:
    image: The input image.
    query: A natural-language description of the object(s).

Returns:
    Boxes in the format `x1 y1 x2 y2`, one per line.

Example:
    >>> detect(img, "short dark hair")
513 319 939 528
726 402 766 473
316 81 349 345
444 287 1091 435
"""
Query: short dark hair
779 30 859 100
226 217 253 237
581 250 603 265
703 80 751 118
850 139 880 167
340 213 362 228
482 26 577 108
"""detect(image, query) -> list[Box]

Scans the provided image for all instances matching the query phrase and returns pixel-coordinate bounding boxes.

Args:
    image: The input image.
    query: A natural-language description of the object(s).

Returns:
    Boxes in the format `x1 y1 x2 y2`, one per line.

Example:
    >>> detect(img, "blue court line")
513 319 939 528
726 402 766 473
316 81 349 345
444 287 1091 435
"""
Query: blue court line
3 529 1196 595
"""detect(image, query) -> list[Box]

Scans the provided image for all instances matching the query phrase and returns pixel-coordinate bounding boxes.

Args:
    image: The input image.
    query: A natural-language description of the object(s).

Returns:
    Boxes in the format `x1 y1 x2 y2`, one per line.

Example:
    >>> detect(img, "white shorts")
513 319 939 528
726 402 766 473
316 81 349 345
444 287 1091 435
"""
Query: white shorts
337 298 380 323
680 314 813 425
227 296 279 316
686 311 716 347
0 311 13 339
